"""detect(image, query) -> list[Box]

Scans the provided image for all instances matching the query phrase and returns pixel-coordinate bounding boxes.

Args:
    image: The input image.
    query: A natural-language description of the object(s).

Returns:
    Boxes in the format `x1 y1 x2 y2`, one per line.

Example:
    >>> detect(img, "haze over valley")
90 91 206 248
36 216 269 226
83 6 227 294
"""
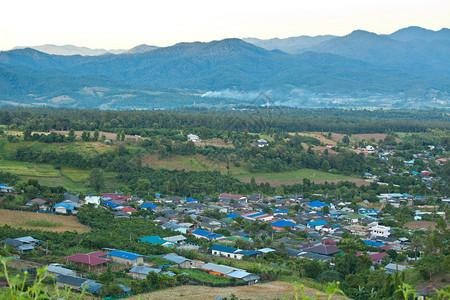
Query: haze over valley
1 26 449 109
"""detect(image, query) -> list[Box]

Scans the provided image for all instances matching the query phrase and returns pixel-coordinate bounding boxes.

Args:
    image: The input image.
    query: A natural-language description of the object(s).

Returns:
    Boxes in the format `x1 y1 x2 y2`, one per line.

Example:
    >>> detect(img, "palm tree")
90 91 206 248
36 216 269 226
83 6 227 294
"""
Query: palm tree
277 241 287 252
411 236 422 262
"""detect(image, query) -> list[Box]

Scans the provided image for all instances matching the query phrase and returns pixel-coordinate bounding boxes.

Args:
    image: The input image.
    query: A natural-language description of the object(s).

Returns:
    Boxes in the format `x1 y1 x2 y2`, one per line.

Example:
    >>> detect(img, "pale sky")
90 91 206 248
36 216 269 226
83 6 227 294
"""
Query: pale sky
1 0 449 50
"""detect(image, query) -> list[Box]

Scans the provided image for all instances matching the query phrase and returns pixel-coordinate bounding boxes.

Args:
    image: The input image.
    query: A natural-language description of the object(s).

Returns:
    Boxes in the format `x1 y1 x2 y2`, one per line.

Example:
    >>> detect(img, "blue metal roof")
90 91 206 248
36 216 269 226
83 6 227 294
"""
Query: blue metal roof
103 201 120 207
271 220 297 228
185 197 198 202
141 203 158 210
307 200 330 208
307 220 328 226
227 213 240 218
210 244 239 253
107 250 146 260
364 240 385 247
54 202 75 210
239 250 261 256
192 229 213 237
140 235 168 245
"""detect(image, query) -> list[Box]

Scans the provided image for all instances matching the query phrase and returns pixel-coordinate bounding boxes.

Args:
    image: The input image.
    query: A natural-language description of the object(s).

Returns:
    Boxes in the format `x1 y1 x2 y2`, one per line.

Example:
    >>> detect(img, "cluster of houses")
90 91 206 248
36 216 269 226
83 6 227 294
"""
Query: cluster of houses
2 235 260 293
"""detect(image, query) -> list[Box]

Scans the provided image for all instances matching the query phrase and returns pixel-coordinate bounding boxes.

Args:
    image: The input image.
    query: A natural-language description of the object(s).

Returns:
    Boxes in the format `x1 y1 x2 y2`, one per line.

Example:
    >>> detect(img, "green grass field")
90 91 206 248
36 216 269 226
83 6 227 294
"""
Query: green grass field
0 160 60 177
0 159 120 193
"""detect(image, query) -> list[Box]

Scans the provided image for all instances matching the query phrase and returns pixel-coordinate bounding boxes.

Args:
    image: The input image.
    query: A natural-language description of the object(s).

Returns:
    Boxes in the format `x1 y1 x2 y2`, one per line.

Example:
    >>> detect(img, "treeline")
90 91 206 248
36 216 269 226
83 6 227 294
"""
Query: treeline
1 108 449 135
118 167 434 200
11 144 141 172
0 206 176 257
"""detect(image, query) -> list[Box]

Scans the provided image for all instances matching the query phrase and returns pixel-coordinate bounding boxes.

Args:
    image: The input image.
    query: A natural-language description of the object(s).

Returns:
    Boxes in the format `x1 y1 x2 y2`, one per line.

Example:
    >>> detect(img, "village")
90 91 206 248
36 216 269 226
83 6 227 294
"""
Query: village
1 183 447 297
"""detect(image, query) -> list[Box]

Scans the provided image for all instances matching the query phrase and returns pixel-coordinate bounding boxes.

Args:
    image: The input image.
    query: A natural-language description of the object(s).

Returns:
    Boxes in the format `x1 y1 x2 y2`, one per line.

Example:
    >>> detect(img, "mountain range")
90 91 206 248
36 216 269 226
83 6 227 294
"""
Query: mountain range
0 26 449 109
13 44 127 56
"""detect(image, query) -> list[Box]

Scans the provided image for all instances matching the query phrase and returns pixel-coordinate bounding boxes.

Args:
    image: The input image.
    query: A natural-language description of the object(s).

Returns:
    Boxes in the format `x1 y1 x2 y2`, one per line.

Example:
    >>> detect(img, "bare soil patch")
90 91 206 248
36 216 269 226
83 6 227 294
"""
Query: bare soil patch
6 258 44 270
240 177 370 187
195 138 234 148
404 221 438 230
129 281 348 300
0 209 90 233
414 274 450 295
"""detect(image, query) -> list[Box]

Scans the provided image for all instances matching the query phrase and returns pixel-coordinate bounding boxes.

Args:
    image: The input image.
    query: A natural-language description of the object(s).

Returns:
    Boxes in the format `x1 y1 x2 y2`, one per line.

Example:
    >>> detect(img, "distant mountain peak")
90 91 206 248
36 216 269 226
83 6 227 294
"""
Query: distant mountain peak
347 29 378 37
389 26 450 41
13 44 126 56
125 44 158 54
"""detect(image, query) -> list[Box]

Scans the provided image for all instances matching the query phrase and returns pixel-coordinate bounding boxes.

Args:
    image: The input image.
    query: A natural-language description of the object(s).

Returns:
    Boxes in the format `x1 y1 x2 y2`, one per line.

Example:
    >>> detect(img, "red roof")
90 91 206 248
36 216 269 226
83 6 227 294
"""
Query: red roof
87 251 107 257
357 252 389 262
64 253 109 266
28 198 47 204
218 193 245 200
121 207 137 213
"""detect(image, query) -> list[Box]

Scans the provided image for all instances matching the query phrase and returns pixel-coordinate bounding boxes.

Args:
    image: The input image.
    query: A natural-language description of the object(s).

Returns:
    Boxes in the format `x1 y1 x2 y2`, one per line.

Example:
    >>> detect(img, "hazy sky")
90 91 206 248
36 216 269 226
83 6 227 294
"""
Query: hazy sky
1 0 449 50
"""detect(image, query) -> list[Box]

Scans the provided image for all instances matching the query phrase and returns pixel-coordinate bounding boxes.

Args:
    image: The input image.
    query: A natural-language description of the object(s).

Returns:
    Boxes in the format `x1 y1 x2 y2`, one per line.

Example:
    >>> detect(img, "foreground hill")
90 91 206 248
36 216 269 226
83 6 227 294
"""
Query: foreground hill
127 281 349 300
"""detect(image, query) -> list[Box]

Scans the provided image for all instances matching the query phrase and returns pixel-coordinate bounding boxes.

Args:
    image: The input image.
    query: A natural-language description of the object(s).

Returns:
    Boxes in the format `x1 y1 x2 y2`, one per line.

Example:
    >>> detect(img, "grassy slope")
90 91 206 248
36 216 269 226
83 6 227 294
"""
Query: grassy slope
0 209 90 233
0 159 119 193
235 168 358 181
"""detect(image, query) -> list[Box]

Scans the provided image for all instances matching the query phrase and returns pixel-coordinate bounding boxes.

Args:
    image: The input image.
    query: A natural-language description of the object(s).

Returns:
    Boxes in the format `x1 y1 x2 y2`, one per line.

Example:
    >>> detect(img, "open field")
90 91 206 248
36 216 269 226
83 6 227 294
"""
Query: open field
289 132 336 145
128 281 348 300
142 155 365 186
142 154 248 175
0 159 119 192
0 209 90 233
404 221 438 230
6 258 45 270
237 169 366 186
0 160 60 177
194 138 234 148
329 133 402 143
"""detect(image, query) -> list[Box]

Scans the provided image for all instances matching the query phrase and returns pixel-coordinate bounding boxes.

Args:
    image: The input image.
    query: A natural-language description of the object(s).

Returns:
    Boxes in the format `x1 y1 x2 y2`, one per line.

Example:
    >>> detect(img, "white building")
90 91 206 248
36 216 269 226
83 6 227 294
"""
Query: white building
370 223 391 238
187 134 200 142
256 139 269 147
84 195 101 207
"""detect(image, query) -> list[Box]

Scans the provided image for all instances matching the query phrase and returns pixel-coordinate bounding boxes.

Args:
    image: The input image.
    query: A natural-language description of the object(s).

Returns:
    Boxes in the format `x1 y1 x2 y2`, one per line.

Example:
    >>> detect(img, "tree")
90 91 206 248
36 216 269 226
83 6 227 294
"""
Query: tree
81 130 90 141
23 128 32 141
93 129 100 141
67 128 76 142
410 236 422 262
395 253 407 264
88 168 104 192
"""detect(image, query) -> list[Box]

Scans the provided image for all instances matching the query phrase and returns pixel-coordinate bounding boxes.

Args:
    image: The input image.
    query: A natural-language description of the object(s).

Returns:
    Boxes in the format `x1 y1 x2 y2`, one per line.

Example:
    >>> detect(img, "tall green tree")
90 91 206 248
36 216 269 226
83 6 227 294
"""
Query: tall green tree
88 168 105 192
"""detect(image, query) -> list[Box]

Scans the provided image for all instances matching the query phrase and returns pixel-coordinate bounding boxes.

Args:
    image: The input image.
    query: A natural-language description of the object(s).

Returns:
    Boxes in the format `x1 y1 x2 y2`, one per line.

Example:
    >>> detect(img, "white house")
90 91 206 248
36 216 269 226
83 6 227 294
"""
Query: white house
370 223 390 238
84 195 101 207
256 139 269 147
187 134 200 142
210 245 244 260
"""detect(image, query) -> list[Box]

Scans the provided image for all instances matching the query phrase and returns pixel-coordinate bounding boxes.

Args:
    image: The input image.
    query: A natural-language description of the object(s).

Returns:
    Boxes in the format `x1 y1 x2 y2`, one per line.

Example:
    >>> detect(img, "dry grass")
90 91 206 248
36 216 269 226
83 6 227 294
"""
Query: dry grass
128 281 349 300
404 221 438 230
6 258 45 270
329 133 402 143
289 132 336 145
195 138 234 148
0 209 90 233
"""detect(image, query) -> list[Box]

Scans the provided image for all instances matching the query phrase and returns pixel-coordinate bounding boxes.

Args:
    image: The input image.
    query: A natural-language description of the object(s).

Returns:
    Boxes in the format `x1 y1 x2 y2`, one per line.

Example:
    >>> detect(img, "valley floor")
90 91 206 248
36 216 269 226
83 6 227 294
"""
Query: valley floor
128 281 348 300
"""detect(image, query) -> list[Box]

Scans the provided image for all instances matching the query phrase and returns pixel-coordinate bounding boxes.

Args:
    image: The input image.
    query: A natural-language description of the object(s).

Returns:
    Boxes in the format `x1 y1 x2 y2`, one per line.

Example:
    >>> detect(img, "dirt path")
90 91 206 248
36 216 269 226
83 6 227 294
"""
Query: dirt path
129 281 348 300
